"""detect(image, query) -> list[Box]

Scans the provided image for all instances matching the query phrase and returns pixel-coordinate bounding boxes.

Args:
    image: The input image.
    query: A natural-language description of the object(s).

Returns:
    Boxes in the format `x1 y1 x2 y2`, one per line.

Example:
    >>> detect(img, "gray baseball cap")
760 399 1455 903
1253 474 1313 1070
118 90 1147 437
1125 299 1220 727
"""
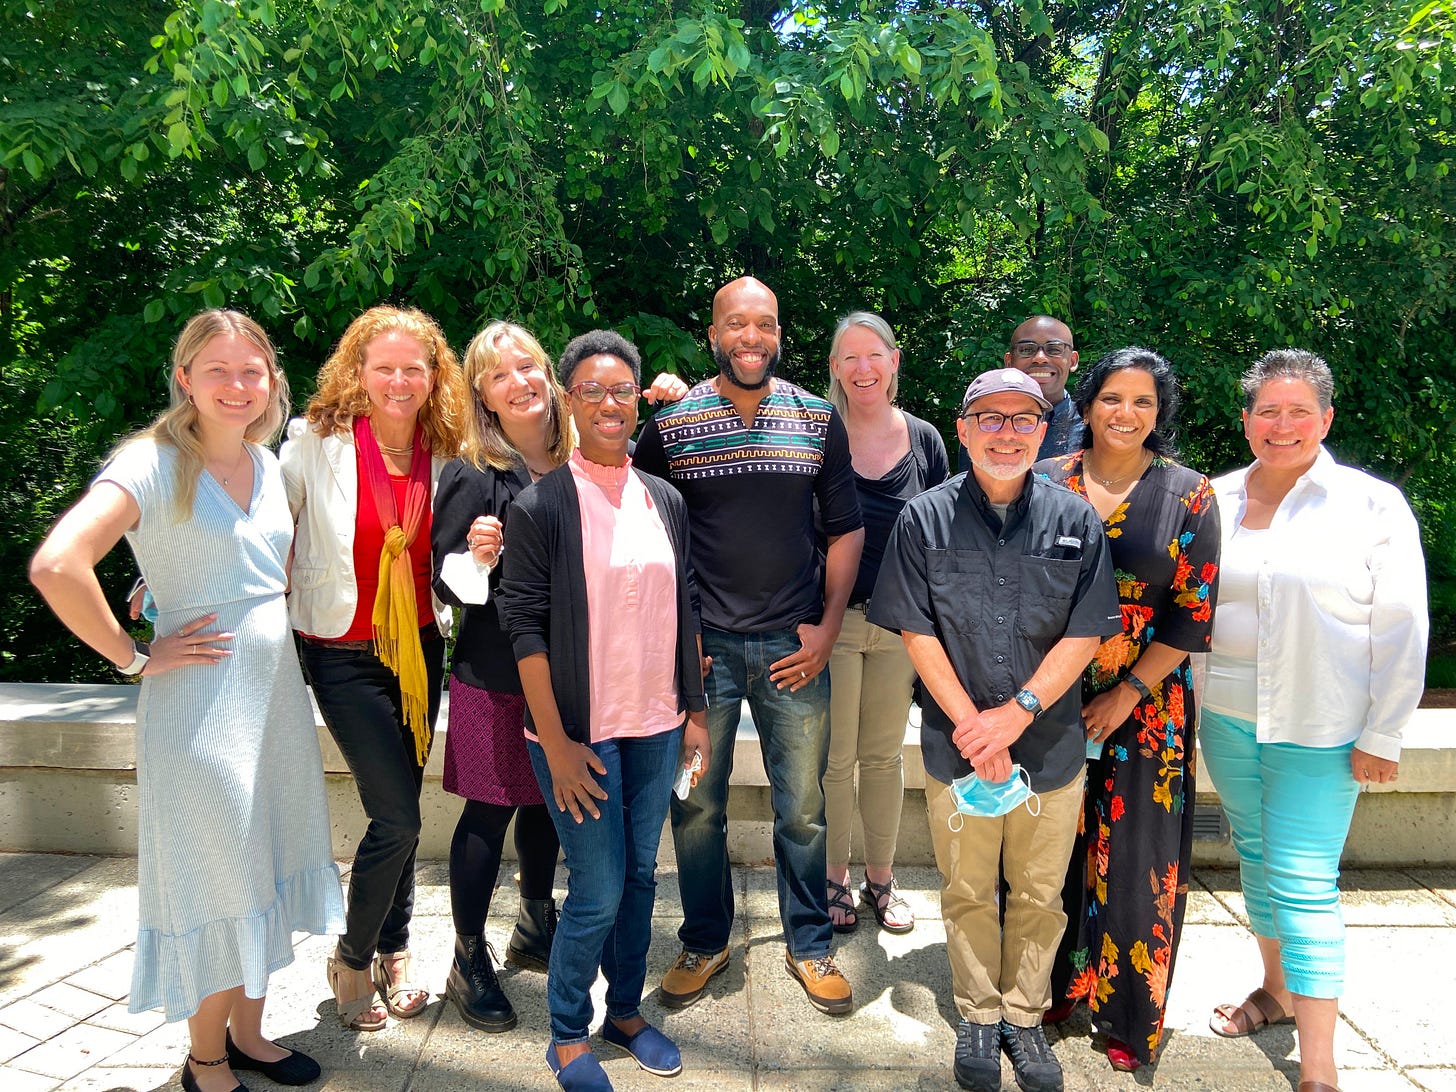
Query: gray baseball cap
960 367 1054 414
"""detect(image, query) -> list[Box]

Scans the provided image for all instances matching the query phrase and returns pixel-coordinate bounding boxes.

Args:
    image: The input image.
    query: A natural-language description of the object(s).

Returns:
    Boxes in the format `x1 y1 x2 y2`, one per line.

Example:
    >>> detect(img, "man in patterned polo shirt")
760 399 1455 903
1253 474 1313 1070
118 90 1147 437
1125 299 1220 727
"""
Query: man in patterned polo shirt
633 276 865 1015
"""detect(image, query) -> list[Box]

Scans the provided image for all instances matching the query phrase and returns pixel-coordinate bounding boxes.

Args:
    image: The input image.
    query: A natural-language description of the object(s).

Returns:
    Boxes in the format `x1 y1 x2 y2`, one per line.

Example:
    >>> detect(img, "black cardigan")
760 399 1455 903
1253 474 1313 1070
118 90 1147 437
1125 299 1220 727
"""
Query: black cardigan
495 462 708 744
430 457 533 693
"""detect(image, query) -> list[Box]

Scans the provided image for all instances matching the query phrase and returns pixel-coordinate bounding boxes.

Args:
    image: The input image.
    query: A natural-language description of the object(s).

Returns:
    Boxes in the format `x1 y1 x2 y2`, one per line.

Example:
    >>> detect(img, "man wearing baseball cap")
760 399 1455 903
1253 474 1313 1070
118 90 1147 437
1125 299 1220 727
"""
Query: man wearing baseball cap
869 368 1120 1092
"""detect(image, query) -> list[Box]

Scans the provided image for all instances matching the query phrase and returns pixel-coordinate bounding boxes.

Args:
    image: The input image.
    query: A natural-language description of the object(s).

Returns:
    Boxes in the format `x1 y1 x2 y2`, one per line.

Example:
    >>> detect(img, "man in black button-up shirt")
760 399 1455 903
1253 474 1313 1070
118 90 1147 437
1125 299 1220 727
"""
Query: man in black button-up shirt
870 367 1119 1092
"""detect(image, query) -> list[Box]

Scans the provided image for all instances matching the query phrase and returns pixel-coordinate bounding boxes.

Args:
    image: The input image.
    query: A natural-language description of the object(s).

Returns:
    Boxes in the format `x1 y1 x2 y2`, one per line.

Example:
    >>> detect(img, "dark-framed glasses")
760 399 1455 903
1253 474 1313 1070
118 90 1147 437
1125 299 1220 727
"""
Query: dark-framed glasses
1011 339 1073 359
567 381 641 405
961 410 1045 434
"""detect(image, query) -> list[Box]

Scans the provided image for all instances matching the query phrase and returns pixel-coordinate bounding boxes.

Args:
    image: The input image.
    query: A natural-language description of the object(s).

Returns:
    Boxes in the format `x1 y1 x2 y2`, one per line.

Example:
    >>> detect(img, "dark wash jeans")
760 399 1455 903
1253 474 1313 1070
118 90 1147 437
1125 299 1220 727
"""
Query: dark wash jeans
300 626 445 970
670 625 833 960
527 727 683 1044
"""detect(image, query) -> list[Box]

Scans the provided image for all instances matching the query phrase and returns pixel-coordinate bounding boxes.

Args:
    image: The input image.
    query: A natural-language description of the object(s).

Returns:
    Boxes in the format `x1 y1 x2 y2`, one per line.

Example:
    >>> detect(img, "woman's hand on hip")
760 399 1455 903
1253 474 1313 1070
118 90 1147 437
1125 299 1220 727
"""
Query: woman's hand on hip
143 614 233 675
1351 747 1399 786
543 739 609 822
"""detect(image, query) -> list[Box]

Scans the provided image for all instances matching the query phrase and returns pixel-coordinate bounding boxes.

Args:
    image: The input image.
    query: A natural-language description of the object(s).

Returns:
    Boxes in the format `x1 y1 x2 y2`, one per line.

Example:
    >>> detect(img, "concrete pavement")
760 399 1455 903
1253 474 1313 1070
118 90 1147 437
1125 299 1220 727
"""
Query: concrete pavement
1 854 1453 1090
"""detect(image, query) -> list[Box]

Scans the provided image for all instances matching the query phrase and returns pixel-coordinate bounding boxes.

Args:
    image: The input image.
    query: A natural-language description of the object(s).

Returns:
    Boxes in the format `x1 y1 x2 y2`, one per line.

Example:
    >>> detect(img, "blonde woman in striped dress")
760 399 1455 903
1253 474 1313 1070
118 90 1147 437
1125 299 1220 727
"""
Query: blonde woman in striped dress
30 310 345 1092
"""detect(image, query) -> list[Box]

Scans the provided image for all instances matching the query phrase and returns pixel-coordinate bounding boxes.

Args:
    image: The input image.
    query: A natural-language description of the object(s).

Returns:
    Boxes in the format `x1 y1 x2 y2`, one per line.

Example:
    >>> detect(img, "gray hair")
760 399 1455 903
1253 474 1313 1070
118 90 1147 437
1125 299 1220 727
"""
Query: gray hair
826 311 899 413
1241 348 1334 412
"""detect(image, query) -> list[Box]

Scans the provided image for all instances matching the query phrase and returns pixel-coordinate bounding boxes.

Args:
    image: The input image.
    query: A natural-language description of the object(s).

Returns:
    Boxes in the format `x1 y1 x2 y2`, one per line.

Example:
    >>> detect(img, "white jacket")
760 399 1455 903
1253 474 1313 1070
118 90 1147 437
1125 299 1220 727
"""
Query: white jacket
1208 447 1428 759
279 418 452 639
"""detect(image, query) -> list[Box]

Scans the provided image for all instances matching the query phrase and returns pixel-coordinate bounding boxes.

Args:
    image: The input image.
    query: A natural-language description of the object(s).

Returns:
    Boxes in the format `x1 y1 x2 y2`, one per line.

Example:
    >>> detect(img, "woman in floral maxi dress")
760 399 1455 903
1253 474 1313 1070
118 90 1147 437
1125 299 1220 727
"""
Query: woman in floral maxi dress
1037 347 1220 1071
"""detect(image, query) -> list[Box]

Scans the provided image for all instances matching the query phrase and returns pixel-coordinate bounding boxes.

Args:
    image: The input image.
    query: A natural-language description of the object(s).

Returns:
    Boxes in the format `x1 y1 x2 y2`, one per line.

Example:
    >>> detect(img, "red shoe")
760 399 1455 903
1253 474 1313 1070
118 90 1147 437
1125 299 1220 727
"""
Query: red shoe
1042 998 1076 1025
1106 1037 1140 1072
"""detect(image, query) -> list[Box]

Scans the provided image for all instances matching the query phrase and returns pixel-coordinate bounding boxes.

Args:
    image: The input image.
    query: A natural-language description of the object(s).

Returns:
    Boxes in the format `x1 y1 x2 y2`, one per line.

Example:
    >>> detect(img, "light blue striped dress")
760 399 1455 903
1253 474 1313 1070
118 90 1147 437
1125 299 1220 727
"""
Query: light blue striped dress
99 438 345 1021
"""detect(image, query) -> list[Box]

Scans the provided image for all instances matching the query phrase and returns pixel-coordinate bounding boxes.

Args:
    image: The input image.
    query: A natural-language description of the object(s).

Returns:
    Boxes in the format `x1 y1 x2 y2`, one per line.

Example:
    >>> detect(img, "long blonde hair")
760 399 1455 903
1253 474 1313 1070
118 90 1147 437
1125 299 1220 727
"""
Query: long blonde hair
120 310 289 520
303 305 467 455
460 321 574 472
825 310 900 414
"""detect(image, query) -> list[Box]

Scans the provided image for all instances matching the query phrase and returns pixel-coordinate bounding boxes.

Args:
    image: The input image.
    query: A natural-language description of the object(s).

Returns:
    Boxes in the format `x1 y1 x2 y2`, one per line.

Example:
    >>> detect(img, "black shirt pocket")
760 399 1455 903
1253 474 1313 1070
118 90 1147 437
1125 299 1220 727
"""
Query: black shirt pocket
927 548 990 636
1015 556 1080 641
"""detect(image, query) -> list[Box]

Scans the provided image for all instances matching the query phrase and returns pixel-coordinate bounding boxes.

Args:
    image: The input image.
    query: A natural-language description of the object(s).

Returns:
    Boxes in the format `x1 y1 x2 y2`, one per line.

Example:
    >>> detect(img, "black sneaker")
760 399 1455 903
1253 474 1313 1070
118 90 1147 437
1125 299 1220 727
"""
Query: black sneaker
953 1019 1001 1091
999 1020 1063 1092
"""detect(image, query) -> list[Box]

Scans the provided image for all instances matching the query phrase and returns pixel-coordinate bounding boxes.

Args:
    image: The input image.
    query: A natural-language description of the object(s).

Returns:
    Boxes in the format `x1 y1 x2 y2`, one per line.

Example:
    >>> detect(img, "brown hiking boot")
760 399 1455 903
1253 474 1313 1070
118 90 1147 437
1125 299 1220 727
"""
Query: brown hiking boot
659 947 728 1009
784 949 853 1014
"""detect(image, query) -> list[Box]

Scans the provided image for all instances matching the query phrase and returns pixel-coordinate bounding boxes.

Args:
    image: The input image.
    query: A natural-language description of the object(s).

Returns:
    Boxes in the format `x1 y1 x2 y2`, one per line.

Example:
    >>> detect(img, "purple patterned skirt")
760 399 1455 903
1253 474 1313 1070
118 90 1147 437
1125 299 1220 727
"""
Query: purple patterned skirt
443 676 544 806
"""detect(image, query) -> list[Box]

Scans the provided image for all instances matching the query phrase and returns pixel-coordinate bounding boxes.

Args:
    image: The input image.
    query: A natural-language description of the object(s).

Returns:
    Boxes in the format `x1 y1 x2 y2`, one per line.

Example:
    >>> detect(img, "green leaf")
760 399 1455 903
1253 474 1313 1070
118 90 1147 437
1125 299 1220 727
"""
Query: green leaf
21 149 43 180
607 81 628 114
143 300 166 323
247 143 266 171
166 122 192 157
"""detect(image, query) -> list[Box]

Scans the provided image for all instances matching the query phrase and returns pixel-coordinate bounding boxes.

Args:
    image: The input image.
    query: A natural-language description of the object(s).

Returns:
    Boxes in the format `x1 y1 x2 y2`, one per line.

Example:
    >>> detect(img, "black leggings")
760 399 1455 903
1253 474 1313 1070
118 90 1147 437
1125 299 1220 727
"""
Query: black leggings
448 798 560 935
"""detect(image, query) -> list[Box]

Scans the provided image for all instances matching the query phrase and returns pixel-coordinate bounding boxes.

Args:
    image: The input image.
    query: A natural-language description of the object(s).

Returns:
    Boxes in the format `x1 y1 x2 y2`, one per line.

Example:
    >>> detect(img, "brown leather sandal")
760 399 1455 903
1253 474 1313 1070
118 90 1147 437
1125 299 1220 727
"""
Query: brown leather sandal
1297 1083 1340 1091
1209 986 1294 1037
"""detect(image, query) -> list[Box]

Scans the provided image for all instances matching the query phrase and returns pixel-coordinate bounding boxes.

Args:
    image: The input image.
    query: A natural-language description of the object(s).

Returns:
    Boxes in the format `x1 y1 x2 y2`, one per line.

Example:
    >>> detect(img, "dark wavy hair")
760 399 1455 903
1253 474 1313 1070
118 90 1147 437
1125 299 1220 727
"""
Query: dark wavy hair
557 329 643 388
1074 346 1180 457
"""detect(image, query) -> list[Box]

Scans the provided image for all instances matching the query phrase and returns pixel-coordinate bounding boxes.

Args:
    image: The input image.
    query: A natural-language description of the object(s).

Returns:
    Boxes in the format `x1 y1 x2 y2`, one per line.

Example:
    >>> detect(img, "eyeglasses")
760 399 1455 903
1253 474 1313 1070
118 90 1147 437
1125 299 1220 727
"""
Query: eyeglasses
1010 340 1073 359
961 411 1045 434
567 381 641 405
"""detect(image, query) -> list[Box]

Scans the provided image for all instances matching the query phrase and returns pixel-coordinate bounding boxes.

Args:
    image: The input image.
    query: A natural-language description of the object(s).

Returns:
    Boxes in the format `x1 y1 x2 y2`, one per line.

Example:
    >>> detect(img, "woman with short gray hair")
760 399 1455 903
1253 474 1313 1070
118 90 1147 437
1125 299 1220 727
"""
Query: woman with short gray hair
1202 347 1428 1092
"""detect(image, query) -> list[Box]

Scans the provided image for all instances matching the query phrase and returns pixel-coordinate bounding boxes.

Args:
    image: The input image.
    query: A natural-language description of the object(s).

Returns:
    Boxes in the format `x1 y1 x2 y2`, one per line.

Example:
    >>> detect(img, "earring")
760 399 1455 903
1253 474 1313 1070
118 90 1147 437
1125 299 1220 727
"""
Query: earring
187 394 195 405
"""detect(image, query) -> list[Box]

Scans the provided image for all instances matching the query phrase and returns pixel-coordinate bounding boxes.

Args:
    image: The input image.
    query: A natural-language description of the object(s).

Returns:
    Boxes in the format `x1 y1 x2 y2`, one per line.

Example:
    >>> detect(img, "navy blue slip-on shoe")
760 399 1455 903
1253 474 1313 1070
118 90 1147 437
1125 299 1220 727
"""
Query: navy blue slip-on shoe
225 1033 321 1085
545 1042 614 1091
600 1020 684 1077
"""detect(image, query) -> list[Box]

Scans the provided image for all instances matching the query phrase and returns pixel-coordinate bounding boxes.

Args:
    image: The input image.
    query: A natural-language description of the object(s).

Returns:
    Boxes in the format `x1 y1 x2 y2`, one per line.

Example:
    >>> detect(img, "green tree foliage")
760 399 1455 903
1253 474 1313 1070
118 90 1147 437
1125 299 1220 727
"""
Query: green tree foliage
3 0 1453 680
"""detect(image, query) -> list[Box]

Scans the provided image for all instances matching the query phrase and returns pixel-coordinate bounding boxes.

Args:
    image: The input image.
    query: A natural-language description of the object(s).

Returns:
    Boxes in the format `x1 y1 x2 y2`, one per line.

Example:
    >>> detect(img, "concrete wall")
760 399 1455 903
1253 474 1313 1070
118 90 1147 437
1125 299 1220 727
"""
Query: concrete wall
3 682 1454 866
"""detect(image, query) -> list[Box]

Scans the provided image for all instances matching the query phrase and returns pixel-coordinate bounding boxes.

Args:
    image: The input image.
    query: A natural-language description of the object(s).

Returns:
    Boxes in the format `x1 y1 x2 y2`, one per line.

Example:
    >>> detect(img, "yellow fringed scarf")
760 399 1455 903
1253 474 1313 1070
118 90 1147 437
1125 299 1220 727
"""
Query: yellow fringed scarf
355 416 432 765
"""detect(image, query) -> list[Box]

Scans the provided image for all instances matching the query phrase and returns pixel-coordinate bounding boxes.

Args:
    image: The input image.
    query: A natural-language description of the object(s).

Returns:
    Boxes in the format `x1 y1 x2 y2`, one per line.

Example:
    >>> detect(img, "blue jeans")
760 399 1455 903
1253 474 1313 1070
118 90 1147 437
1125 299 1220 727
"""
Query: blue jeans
527 727 682 1044
1199 710 1360 998
670 626 832 959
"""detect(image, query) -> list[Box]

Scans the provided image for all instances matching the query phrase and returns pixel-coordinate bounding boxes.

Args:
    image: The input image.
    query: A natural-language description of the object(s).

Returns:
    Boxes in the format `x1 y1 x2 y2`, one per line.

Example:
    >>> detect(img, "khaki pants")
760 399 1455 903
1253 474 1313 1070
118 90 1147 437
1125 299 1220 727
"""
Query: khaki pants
926 768 1084 1027
825 606 917 868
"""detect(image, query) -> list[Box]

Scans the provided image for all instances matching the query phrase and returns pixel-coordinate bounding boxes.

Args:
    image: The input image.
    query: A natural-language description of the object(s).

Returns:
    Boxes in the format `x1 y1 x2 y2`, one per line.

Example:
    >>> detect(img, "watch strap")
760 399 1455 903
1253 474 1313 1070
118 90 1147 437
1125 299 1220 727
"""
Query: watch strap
117 639 150 677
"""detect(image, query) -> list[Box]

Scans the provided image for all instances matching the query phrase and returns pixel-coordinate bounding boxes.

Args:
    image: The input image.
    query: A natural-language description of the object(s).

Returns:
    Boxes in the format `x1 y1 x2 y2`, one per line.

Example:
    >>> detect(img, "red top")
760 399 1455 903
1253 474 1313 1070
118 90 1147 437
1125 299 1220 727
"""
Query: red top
339 461 434 641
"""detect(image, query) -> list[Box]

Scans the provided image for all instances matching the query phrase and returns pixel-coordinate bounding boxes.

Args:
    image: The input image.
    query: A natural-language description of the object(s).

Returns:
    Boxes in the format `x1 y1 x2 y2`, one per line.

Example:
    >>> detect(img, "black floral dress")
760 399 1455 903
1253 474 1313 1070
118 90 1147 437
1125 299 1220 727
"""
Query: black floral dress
1039 452 1220 1065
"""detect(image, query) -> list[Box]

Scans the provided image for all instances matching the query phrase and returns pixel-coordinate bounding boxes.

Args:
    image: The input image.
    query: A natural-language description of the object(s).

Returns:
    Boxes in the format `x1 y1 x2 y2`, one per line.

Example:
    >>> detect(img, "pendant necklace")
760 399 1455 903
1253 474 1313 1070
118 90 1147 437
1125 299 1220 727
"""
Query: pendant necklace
1085 450 1150 489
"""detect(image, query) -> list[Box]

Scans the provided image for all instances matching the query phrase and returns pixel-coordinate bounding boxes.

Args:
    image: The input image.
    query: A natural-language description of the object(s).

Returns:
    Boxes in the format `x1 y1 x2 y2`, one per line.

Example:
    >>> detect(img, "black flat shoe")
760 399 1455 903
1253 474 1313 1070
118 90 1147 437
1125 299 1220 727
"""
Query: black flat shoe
225 1032 321 1086
181 1054 247 1092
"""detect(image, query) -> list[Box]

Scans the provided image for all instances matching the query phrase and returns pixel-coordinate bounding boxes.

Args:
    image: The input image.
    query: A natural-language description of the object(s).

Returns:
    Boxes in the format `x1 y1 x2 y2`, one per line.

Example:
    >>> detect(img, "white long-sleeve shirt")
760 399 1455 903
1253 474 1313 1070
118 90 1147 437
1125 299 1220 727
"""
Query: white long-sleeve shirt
1206 447 1428 760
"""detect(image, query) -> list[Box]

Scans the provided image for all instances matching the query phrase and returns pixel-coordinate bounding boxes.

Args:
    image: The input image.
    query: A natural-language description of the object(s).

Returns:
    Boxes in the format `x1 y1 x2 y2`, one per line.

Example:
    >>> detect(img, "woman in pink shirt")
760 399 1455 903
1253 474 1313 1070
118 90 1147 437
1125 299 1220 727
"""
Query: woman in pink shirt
497 330 709 1092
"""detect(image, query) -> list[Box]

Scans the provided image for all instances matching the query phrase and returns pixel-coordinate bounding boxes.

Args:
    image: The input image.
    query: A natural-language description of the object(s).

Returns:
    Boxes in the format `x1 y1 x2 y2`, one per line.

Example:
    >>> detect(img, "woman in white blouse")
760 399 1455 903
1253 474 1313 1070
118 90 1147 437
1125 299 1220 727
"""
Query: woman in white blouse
1201 349 1428 1092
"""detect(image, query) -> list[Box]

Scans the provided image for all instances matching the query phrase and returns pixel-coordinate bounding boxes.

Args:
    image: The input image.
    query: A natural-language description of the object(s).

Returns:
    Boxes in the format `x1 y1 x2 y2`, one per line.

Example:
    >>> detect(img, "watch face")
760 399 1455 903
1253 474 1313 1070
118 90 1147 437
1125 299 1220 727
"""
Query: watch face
1016 690 1040 713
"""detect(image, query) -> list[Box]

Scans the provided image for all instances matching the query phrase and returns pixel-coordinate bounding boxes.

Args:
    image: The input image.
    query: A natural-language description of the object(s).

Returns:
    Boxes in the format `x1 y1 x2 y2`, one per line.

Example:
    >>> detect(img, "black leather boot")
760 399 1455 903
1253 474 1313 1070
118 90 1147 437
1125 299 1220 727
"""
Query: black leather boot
506 897 557 972
445 934 517 1032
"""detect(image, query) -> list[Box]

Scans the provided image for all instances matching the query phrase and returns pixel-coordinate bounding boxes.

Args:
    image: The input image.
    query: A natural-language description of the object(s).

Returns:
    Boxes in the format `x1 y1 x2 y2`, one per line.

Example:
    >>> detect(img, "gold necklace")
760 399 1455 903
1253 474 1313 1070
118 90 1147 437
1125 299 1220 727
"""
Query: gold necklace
377 441 414 456
210 446 249 486
1084 449 1150 489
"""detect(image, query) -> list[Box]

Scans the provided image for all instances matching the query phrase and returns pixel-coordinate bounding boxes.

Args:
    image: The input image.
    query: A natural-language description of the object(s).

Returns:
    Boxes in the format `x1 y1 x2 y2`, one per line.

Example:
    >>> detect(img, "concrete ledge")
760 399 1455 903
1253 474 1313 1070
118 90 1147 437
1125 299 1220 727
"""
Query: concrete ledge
3 682 1454 865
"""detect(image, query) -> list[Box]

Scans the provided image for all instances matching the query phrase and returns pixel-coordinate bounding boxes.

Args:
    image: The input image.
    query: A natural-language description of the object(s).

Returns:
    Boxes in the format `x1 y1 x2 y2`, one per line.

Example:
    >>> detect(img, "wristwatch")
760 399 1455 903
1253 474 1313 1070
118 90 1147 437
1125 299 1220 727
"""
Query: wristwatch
117 639 150 677
1013 688 1043 719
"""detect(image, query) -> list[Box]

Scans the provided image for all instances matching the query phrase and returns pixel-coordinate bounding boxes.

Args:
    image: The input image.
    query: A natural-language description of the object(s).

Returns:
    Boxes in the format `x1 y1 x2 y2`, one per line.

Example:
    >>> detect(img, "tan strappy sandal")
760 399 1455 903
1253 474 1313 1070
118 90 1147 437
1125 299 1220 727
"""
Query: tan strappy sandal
372 949 429 1018
326 949 388 1032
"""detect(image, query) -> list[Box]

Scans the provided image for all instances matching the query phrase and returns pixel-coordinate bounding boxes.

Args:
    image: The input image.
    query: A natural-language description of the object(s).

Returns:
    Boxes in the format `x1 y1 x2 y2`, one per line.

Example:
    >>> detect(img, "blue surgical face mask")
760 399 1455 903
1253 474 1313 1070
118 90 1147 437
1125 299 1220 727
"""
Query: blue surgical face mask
947 766 1041 831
